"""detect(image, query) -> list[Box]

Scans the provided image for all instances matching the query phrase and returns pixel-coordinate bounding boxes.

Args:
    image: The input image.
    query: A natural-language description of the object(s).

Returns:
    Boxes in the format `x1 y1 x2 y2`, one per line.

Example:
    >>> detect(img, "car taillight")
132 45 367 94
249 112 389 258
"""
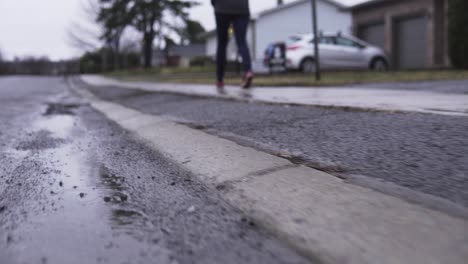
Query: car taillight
287 45 301 51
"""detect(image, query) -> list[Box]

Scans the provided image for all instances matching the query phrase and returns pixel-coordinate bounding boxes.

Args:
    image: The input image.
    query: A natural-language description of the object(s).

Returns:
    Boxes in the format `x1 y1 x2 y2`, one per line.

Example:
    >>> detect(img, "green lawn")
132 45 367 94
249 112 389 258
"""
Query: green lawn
105 67 468 87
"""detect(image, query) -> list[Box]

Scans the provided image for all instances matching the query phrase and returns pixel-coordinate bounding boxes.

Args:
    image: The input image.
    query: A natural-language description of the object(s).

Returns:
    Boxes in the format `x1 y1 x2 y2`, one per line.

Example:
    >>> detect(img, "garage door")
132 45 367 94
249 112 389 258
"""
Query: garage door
359 23 385 50
395 15 427 69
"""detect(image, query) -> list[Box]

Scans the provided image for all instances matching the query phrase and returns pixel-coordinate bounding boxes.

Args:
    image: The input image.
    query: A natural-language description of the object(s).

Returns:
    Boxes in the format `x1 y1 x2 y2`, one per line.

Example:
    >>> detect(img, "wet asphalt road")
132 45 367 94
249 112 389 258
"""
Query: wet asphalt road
0 77 310 264
81 81 468 208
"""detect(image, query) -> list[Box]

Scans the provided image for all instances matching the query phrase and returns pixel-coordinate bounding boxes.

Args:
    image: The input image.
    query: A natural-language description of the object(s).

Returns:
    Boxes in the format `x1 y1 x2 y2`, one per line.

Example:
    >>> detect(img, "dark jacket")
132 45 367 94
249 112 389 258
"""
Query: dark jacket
211 0 250 15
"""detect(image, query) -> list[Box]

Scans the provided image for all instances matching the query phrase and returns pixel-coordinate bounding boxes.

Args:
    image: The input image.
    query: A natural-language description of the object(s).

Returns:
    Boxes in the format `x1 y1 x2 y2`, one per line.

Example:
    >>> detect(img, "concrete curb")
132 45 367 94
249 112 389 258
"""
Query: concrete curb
70 80 468 264
80 75 468 117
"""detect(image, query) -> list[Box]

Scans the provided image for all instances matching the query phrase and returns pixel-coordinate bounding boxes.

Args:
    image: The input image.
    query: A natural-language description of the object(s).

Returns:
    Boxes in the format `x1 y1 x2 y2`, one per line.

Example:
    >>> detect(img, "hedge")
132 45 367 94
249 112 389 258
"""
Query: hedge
448 0 468 69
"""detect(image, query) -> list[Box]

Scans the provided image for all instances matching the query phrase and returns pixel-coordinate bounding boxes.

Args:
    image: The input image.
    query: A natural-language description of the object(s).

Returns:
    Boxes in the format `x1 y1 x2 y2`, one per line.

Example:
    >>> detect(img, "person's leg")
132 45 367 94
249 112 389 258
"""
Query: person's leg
215 14 231 83
232 15 252 73
232 15 253 88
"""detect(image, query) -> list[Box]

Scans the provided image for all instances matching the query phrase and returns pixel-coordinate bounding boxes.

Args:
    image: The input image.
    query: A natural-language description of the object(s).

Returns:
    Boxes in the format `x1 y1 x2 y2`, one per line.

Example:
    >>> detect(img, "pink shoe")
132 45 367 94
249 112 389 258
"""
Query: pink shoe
216 81 227 94
241 71 254 89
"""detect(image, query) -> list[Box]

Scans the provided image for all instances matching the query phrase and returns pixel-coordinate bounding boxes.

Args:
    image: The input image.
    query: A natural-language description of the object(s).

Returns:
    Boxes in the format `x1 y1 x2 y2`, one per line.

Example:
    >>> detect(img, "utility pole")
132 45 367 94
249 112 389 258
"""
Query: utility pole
311 0 321 81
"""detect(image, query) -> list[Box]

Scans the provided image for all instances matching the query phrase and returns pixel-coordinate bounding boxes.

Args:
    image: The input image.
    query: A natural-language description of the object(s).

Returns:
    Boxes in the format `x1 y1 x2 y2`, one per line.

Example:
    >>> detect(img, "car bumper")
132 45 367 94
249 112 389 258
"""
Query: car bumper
286 58 301 70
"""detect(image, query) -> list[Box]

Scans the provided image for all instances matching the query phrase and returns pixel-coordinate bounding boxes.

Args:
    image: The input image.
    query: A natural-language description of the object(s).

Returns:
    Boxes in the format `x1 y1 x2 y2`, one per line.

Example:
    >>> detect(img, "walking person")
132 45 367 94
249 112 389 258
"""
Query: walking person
211 0 254 89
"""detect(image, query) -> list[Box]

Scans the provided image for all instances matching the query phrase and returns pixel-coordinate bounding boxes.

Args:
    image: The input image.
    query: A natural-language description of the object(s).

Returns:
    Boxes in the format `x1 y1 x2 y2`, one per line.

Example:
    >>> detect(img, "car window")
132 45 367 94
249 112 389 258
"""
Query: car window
335 37 360 48
319 37 335 44
309 37 334 45
286 36 302 45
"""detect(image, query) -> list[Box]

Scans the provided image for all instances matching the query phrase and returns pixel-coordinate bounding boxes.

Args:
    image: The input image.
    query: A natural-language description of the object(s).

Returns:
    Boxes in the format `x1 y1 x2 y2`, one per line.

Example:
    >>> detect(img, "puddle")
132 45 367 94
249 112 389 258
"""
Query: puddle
15 114 76 152
111 209 144 226
16 130 66 151
5 120 166 264
43 103 80 116
33 115 75 139
2 148 29 160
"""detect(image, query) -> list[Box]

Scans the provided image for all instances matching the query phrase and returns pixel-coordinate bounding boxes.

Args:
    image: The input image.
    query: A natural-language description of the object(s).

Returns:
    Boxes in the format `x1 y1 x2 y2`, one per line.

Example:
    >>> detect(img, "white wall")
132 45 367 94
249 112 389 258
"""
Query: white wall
254 0 352 60
205 35 239 61
206 35 217 58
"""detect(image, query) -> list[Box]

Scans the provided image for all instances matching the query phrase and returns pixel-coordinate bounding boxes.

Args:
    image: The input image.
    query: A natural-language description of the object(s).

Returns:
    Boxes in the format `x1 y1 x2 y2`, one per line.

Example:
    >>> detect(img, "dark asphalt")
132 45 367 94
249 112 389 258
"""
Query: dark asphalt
81 81 468 208
0 77 309 264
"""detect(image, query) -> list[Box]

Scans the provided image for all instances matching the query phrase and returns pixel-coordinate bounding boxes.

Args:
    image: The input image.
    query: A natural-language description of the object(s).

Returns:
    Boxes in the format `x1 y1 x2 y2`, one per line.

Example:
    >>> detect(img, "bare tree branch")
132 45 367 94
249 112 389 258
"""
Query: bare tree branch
67 24 101 51
67 0 103 53
81 0 101 23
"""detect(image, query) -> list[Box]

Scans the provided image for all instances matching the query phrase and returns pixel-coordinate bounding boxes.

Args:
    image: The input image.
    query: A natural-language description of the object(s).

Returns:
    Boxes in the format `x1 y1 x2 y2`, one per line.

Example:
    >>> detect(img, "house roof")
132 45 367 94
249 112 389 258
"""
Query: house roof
345 0 401 10
169 44 205 57
258 0 347 18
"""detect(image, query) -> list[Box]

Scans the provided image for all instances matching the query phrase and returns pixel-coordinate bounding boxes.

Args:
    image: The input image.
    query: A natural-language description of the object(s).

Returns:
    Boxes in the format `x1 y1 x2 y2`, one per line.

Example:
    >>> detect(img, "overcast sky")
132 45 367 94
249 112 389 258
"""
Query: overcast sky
0 0 368 60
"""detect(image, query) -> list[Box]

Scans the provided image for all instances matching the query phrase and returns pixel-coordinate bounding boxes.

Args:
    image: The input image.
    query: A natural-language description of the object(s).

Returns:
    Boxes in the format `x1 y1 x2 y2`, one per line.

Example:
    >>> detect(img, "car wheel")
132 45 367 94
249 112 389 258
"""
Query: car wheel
371 58 388 71
300 58 316 74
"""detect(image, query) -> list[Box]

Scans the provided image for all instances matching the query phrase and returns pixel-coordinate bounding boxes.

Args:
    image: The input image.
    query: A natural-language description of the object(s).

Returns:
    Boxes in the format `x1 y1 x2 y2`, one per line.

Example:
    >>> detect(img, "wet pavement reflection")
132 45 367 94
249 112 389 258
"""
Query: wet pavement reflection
4 101 171 264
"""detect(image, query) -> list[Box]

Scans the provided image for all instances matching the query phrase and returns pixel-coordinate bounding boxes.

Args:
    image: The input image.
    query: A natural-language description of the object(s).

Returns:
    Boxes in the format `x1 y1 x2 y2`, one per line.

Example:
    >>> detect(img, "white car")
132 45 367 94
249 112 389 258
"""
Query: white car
286 33 389 73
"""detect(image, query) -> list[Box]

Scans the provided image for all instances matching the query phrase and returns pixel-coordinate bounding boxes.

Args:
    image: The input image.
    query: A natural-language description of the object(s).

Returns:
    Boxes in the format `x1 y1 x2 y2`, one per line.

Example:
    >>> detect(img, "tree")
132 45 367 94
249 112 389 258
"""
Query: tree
180 20 206 44
80 49 105 73
132 0 196 68
448 0 468 69
97 0 131 70
99 0 197 68
0 49 4 75
10 57 52 75
67 22 102 52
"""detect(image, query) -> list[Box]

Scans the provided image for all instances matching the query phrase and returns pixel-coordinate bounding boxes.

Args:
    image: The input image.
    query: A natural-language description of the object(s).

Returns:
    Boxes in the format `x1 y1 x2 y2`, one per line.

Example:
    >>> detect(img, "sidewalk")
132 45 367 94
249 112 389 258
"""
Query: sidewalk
81 75 468 116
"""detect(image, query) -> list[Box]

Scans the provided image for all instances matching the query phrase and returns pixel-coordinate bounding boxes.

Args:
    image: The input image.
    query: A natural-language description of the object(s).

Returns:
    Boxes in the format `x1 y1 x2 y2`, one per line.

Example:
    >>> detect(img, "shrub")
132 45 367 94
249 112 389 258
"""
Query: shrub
189 56 213 67
448 0 468 69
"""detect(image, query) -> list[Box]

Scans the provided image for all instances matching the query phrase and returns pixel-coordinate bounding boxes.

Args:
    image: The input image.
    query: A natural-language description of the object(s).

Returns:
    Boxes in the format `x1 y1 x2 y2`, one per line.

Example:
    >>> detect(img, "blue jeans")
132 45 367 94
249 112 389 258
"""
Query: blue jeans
215 13 252 82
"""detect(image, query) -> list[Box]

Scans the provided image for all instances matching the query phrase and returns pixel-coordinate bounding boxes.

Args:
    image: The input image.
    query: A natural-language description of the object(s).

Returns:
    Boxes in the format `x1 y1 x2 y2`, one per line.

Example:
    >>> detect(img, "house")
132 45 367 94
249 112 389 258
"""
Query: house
350 0 449 69
168 44 205 67
254 0 351 60
203 0 352 61
151 44 205 67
